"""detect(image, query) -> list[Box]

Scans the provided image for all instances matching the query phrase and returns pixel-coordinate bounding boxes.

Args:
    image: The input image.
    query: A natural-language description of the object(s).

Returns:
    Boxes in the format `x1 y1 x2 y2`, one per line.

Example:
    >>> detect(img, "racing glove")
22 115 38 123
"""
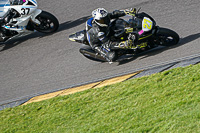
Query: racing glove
124 8 136 16
111 10 126 18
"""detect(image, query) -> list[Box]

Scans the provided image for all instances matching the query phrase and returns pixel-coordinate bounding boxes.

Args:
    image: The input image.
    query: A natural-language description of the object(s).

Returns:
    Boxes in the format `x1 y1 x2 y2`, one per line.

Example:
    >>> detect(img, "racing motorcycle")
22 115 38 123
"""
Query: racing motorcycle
69 8 180 62
0 0 59 43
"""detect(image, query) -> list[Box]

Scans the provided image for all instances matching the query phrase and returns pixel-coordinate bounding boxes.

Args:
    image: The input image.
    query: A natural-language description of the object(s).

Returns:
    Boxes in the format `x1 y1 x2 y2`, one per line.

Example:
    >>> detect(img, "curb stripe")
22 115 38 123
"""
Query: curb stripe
23 71 142 105
94 72 140 89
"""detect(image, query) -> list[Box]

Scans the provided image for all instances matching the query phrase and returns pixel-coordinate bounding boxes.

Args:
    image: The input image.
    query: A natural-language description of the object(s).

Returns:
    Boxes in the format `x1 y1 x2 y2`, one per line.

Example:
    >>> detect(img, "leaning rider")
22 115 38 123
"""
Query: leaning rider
1 0 27 25
0 0 26 41
86 8 138 62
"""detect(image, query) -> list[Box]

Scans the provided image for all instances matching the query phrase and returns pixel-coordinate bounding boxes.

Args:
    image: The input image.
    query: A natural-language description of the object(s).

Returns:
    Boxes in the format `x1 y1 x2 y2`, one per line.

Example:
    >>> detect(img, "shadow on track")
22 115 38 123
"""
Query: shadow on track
0 16 90 51
58 16 90 32
117 32 200 65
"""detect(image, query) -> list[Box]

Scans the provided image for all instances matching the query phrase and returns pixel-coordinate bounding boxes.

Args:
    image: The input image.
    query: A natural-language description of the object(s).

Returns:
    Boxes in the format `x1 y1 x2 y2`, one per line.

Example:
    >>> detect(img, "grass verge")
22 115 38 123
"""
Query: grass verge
1 64 200 133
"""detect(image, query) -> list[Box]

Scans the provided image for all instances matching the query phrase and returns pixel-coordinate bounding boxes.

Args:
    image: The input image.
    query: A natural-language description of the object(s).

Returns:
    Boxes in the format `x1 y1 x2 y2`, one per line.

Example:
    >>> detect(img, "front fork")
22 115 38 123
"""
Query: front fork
30 9 42 25
152 26 160 36
150 26 161 46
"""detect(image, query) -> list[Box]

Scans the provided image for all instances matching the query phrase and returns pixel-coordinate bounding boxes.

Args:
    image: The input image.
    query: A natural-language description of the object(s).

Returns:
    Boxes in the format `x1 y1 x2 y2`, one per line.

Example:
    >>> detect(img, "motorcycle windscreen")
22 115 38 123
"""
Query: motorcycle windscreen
0 0 10 17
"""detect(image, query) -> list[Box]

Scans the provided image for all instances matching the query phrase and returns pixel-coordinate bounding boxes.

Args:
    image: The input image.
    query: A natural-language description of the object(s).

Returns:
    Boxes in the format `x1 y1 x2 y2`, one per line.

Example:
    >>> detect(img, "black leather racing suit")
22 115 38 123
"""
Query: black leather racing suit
86 10 126 61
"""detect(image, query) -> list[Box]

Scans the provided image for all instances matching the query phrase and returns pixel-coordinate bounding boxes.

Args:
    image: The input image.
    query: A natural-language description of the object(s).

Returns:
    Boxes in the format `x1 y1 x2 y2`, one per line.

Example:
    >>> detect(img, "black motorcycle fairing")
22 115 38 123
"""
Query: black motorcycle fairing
109 18 130 42
137 12 156 26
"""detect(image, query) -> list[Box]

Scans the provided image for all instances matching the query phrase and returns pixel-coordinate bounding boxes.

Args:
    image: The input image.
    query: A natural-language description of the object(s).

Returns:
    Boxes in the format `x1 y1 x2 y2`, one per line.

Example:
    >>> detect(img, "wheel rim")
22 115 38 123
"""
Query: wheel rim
36 17 55 31
155 34 177 46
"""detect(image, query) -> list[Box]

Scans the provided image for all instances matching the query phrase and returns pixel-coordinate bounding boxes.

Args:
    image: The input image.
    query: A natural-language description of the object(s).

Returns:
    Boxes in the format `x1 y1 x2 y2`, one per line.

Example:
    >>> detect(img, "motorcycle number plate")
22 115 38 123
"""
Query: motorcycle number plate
142 17 153 32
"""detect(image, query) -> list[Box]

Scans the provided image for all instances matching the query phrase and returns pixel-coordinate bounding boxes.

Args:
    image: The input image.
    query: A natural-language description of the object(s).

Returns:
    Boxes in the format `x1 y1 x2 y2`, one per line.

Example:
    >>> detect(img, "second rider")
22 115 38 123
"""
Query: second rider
86 8 138 62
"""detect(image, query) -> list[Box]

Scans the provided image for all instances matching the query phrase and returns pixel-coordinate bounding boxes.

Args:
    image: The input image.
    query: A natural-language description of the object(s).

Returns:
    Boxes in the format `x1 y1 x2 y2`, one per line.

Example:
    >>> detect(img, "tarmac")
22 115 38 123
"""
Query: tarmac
1 55 199 110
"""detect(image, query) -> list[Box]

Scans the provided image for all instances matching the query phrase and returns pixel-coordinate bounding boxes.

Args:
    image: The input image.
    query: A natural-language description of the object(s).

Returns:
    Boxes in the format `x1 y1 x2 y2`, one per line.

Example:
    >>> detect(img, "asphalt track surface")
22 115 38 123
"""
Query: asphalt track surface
0 0 200 105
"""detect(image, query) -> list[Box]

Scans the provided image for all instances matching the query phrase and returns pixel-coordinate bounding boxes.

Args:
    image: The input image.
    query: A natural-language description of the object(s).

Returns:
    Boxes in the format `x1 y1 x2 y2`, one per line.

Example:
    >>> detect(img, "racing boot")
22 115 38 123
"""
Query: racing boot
94 46 116 62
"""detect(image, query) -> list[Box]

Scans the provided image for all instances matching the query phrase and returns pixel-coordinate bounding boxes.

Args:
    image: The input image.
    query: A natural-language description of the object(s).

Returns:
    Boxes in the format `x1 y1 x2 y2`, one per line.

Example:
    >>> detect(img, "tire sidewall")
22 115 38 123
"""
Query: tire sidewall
156 28 180 46
34 11 59 33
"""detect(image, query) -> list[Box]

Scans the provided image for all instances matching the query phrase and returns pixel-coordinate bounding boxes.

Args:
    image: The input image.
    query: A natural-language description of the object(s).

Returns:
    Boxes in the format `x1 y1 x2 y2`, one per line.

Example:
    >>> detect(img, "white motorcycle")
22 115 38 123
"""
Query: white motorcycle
0 0 59 43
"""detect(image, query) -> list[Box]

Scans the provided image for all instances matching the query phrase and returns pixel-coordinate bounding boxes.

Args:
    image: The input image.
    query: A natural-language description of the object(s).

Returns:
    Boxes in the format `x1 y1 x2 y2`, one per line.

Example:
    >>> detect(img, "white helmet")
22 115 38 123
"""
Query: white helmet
92 8 110 27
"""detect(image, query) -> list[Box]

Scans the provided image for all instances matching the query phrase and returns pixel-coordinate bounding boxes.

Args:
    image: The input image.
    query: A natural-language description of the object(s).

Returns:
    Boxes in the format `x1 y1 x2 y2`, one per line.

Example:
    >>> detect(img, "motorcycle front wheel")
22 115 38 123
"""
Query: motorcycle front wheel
154 28 180 46
33 11 59 33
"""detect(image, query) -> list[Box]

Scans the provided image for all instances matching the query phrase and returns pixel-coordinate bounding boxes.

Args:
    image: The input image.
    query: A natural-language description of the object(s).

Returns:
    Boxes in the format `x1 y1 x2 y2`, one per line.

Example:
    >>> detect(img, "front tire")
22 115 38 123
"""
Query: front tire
155 28 180 46
34 11 59 33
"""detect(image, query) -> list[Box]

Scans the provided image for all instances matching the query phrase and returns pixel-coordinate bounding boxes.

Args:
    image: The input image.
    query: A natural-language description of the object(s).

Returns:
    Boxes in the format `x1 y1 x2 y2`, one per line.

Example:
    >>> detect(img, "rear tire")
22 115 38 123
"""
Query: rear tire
155 28 180 46
34 11 59 33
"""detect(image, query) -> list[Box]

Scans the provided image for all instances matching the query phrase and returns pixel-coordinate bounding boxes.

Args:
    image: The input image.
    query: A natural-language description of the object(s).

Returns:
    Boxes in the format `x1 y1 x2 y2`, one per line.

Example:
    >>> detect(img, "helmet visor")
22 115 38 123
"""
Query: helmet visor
96 19 105 25
95 16 110 27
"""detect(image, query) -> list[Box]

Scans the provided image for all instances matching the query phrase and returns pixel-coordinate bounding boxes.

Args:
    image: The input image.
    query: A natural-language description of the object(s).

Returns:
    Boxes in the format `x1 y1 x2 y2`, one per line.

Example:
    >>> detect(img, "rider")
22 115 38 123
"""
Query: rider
2 0 26 25
0 0 26 41
86 8 138 62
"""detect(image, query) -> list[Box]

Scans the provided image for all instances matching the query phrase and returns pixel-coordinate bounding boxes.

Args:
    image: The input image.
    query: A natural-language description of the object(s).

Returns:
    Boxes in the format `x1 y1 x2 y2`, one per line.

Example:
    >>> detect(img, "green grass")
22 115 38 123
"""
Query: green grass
1 64 200 133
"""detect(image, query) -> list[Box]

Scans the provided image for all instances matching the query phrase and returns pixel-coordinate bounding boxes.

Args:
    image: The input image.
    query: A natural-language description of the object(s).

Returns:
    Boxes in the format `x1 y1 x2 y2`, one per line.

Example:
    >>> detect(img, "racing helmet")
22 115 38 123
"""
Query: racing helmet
10 0 26 5
92 8 110 27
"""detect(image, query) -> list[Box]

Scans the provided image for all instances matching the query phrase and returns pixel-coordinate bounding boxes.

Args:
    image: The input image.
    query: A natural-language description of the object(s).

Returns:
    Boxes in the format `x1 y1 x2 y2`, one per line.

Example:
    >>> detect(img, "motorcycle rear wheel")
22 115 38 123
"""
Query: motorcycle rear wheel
155 28 180 46
33 11 59 33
